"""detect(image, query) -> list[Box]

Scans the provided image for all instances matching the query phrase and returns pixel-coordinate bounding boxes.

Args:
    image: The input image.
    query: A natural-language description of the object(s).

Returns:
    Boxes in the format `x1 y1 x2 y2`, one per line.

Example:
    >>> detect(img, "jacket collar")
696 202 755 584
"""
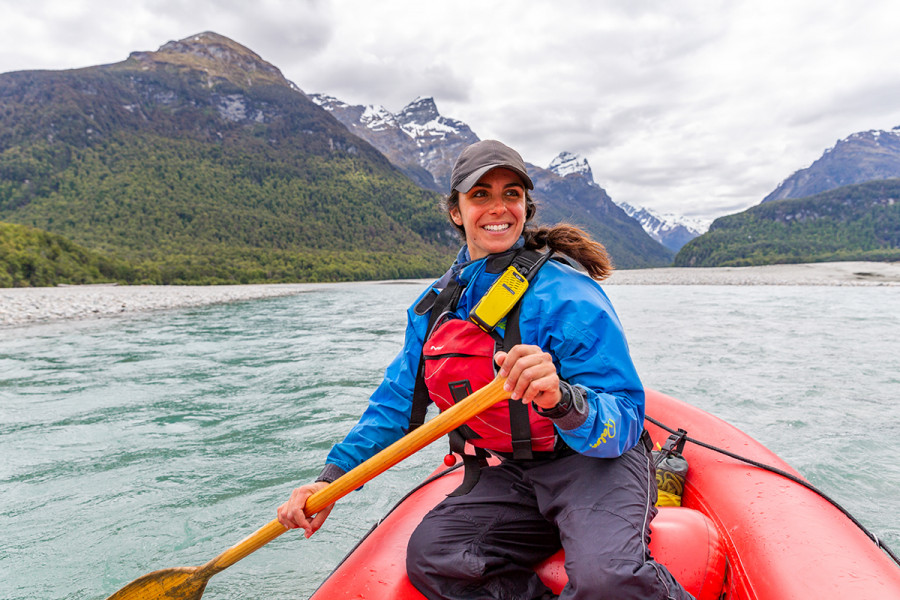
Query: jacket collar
453 237 525 282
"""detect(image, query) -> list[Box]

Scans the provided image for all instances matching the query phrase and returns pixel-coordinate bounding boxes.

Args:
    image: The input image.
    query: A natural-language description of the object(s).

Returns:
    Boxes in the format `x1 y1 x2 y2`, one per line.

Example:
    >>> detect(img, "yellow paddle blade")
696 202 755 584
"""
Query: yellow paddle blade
105 567 207 600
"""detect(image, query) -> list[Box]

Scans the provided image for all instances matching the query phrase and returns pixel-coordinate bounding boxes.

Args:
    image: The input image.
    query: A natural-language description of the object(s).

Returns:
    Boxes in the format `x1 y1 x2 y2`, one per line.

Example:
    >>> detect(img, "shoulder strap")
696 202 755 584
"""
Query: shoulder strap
503 296 533 459
409 278 464 431
511 248 554 280
503 249 553 459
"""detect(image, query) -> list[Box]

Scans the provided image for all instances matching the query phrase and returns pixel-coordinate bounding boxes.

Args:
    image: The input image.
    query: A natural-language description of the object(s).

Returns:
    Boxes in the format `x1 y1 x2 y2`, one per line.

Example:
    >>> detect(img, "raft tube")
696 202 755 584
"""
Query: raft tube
310 389 900 599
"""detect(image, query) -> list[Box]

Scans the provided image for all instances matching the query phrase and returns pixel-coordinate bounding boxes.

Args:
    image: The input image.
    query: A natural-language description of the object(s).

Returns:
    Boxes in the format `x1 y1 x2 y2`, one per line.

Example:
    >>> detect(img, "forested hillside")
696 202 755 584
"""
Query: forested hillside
0 33 456 285
0 221 138 287
675 179 900 267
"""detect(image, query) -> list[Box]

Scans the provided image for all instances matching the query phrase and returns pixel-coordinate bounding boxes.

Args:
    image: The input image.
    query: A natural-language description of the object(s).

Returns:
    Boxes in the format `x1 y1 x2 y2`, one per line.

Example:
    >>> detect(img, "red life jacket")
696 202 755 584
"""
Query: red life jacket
409 248 559 463
422 317 557 455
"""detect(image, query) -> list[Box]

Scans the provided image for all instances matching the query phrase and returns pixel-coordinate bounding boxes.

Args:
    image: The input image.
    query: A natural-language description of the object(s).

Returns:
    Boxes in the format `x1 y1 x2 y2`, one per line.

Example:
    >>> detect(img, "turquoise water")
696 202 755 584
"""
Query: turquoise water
2 282 898 599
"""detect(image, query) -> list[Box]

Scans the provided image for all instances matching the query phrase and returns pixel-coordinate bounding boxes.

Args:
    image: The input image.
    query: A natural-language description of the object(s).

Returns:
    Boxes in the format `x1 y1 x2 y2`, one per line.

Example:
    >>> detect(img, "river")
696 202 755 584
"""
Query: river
1 282 898 599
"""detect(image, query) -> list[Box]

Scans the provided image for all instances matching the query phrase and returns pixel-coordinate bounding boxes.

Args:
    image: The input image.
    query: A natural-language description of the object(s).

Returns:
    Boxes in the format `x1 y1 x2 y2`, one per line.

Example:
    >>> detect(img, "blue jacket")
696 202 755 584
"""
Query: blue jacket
321 245 645 480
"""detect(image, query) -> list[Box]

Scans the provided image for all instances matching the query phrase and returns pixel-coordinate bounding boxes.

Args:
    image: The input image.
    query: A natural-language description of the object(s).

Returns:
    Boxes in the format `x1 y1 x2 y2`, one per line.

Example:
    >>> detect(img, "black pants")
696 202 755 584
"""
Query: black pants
406 443 694 600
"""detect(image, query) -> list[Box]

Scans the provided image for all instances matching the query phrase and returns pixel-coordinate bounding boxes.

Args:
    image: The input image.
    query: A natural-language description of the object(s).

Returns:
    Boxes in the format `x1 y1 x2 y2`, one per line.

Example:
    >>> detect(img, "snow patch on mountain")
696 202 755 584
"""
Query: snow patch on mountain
397 97 471 141
360 104 398 132
618 202 709 252
309 93 344 109
549 152 594 182
764 125 900 203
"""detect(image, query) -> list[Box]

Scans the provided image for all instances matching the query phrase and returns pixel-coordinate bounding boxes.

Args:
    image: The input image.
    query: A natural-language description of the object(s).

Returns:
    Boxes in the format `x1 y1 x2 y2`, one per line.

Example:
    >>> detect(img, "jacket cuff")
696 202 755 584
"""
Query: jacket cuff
316 463 347 484
534 381 588 431
549 382 588 431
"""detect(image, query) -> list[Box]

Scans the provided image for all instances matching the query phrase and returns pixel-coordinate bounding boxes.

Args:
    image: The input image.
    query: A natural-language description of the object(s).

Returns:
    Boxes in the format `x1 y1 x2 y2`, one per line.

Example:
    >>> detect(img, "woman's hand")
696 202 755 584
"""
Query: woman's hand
277 481 334 538
495 344 562 410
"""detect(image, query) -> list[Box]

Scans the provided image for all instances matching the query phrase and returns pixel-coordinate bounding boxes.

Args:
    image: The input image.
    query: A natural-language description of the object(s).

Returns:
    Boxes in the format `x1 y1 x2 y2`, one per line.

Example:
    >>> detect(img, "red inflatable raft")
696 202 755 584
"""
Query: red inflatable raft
310 389 900 599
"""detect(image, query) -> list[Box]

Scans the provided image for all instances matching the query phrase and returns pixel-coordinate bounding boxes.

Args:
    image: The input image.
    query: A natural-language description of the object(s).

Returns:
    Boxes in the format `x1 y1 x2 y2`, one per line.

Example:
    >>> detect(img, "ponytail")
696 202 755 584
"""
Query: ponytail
523 224 613 281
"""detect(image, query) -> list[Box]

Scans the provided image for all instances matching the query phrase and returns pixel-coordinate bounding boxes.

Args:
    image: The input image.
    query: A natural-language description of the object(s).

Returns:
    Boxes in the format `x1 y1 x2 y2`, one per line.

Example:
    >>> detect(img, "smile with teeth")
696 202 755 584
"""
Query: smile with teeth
483 224 511 232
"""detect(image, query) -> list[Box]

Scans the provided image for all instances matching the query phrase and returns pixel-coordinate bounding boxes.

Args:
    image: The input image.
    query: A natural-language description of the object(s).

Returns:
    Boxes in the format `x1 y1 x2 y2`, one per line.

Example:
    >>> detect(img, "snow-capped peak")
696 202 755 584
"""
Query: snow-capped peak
309 93 345 109
397 97 470 140
618 201 710 251
823 126 900 155
549 152 594 183
360 104 398 131
398 96 440 125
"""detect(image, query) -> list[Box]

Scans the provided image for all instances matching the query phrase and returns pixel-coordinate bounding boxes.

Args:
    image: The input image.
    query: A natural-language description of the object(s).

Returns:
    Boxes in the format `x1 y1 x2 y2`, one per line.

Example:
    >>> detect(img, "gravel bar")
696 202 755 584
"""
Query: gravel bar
2 262 898 328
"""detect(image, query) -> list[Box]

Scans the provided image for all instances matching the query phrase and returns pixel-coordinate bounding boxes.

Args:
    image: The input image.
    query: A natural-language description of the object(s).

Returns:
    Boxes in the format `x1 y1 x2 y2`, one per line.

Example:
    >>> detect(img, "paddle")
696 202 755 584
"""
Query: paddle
105 376 511 600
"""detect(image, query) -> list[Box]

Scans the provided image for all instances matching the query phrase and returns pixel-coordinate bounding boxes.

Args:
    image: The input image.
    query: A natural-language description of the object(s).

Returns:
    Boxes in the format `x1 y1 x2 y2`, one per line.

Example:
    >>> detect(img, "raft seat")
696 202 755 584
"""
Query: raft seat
534 506 727 600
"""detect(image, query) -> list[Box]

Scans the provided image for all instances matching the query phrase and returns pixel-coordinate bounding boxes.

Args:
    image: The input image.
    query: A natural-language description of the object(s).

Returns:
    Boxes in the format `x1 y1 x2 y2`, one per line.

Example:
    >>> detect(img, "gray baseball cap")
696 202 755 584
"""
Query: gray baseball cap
450 140 534 194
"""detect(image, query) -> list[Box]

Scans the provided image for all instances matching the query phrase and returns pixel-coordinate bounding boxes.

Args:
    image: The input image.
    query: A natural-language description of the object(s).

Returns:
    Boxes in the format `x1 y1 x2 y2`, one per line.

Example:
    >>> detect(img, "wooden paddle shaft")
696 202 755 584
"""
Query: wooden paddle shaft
203 376 510 573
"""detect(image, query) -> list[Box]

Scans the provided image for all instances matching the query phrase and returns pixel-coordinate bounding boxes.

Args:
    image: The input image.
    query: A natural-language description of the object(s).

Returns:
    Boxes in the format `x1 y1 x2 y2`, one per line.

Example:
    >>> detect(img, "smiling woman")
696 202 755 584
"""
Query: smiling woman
276 139 694 599
448 168 528 259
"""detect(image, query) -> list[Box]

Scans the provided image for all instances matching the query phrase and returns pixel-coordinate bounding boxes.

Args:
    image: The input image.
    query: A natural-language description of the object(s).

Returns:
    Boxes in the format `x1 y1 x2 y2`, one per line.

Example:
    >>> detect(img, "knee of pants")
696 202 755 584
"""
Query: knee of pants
407 518 483 585
407 519 468 583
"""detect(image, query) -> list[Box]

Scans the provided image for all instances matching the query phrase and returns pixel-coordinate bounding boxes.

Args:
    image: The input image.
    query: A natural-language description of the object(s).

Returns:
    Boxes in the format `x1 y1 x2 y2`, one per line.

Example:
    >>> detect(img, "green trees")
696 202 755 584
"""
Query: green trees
0 221 135 287
0 60 457 287
675 179 900 267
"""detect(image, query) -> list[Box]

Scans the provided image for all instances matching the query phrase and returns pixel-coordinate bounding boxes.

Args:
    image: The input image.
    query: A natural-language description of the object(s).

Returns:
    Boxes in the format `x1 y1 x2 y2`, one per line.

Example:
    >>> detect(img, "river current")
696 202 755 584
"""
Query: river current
2 282 898 599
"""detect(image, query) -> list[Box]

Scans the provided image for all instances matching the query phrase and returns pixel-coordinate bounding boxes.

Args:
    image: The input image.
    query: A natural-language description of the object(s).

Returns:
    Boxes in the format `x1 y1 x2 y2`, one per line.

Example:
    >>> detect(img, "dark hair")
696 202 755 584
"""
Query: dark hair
442 190 614 280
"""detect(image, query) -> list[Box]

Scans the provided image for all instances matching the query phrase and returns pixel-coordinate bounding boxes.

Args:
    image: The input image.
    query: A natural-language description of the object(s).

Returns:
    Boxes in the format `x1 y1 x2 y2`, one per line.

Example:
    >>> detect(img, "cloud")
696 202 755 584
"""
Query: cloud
3 0 900 220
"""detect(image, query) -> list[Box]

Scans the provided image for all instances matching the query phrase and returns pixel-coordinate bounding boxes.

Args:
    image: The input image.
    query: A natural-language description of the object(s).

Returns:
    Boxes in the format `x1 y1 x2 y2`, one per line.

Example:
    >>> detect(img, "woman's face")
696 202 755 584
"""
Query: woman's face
450 167 527 260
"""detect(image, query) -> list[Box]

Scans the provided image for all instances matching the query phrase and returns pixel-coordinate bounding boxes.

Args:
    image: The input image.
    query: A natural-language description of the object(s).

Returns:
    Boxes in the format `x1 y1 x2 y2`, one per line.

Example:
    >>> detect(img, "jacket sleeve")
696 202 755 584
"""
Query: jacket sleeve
320 289 431 478
521 265 645 458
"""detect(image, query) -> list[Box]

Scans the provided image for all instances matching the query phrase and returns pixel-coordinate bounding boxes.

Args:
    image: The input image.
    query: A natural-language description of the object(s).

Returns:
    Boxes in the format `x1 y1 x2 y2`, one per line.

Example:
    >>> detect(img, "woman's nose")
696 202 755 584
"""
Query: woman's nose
486 197 505 213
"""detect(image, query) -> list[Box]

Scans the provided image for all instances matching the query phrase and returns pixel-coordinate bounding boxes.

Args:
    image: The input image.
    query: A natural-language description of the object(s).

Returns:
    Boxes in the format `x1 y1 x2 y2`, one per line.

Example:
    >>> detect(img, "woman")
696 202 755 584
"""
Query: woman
278 140 692 600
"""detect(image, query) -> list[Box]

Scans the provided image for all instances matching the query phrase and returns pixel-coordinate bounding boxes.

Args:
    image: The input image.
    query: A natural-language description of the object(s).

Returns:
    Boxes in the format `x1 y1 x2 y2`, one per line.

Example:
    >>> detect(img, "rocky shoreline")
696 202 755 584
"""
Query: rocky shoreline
2 262 898 328
603 260 900 286
0 283 334 328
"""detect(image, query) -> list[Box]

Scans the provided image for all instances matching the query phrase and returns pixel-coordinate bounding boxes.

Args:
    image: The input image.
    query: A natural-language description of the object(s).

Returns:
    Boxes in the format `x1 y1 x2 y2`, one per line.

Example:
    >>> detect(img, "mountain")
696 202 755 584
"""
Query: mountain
310 94 478 193
548 151 594 180
0 32 456 284
312 98 673 268
537 153 673 267
617 202 708 252
546 151 705 252
674 178 900 267
763 127 900 203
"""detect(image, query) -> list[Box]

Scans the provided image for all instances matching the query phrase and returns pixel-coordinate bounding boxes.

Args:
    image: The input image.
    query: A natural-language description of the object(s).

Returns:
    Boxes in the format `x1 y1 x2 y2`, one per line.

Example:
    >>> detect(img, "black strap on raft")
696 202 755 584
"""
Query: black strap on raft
653 428 688 467
408 248 553 496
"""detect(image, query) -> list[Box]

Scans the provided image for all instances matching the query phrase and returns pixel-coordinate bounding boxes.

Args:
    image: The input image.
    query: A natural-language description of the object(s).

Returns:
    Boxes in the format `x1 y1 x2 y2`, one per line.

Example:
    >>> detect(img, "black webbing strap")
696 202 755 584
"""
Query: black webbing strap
447 431 490 497
446 381 490 496
510 248 553 280
501 249 553 460
409 278 464 431
503 298 533 460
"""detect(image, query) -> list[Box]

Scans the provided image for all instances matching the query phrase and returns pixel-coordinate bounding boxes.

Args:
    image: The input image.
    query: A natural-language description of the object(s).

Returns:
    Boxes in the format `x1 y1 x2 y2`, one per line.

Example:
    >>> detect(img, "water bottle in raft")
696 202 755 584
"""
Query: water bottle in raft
653 429 689 507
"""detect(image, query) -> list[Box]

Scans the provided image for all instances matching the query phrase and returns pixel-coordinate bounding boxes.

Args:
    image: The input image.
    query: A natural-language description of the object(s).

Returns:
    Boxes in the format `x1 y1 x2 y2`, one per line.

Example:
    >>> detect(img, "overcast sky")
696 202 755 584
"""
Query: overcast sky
3 0 900 223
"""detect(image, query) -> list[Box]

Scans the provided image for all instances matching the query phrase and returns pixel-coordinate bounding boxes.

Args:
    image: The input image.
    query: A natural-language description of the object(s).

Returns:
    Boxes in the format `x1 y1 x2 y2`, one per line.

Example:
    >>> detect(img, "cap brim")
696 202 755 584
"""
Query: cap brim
455 164 534 194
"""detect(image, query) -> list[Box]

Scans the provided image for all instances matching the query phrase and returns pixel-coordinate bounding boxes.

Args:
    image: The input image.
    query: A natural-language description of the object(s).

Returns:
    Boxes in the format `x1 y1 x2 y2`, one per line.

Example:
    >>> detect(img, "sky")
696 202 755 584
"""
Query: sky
3 0 900 224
